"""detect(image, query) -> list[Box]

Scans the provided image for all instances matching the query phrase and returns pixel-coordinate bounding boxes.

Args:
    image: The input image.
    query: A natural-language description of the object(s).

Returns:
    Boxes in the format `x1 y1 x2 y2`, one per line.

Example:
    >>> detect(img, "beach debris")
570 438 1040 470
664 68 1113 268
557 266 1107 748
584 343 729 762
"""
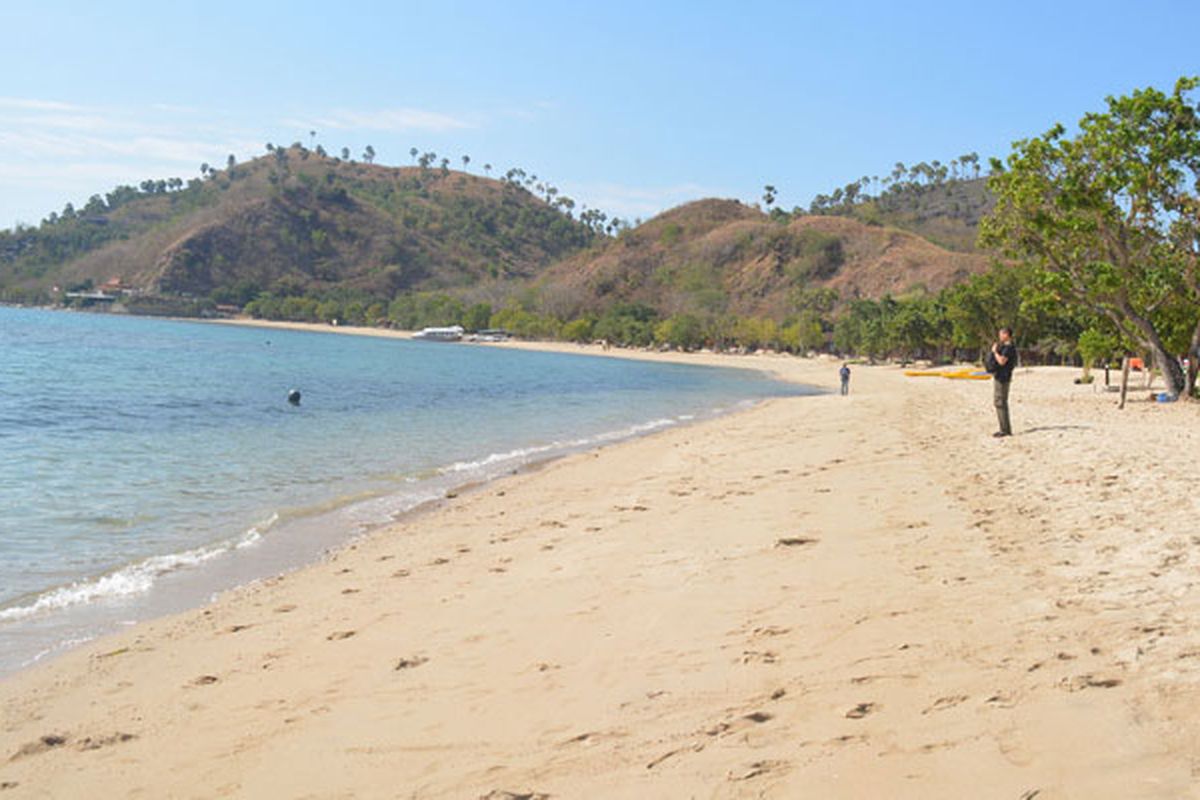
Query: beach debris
191 675 219 686
95 646 130 659
479 791 549 800
287 388 301 405
0 781 18 790
325 630 356 641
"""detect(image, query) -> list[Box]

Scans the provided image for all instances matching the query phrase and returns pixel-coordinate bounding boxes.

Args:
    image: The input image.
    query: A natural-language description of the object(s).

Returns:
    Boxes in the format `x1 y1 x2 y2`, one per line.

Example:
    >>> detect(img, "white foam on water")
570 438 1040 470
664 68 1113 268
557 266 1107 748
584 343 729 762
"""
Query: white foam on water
0 514 279 623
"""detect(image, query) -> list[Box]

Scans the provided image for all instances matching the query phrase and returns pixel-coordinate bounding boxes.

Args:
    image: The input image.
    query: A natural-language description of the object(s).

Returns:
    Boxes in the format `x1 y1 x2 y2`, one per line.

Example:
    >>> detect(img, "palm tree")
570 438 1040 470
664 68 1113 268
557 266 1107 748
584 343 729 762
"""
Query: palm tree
461 154 470 171
410 147 418 163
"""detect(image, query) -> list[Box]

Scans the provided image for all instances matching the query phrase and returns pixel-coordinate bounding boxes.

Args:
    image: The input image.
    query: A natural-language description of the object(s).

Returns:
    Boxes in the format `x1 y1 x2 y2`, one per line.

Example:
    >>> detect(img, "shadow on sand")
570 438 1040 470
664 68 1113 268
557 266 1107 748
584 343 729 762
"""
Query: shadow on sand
1021 424 1094 434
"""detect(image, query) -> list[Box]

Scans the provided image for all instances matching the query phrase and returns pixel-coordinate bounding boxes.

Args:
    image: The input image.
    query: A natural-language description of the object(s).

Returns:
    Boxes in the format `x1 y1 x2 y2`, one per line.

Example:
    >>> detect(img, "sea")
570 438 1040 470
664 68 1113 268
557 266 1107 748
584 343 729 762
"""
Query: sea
0 306 813 676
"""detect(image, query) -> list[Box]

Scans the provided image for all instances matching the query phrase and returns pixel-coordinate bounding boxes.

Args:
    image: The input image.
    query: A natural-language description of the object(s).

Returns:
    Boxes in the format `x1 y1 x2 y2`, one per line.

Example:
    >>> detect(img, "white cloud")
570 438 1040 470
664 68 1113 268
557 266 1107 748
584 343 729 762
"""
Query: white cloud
0 96 82 112
563 181 736 221
288 107 471 133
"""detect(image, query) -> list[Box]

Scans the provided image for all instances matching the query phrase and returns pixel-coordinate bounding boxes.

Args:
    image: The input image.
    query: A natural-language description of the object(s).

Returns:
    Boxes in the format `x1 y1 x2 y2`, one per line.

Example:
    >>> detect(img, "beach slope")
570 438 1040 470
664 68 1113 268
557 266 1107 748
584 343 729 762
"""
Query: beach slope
2 355 1198 798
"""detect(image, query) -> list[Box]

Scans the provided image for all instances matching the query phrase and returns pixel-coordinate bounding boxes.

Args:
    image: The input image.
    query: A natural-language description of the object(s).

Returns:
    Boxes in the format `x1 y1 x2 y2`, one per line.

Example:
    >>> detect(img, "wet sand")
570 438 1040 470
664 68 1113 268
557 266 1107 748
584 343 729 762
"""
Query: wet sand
2 332 1199 798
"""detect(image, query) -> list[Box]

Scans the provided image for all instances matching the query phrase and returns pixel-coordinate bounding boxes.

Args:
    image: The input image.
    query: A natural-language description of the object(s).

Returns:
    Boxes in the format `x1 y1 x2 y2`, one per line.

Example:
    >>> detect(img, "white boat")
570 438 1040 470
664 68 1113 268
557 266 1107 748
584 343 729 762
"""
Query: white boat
412 325 464 342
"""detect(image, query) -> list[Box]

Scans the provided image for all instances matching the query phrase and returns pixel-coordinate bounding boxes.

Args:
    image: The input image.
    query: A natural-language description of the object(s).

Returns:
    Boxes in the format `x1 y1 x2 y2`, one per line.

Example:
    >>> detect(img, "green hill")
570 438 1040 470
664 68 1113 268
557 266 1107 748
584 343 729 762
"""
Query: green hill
0 151 993 339
0 147 596 306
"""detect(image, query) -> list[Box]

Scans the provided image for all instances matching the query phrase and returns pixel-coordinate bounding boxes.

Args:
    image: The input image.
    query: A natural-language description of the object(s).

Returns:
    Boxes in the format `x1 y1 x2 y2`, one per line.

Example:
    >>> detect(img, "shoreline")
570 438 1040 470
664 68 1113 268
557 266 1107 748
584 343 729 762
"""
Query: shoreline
0 318 812 678
3 323 1200 796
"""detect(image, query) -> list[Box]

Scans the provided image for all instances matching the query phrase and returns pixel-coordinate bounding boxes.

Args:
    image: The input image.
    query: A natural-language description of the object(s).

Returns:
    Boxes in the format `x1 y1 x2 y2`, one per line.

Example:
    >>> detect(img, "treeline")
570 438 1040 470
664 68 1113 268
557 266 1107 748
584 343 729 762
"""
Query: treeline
234 258 1124 367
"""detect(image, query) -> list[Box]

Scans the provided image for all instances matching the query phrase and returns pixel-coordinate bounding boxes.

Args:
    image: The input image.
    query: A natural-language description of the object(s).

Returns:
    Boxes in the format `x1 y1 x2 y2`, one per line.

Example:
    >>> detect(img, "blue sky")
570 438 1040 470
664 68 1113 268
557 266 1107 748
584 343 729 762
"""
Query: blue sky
1 0 1197 229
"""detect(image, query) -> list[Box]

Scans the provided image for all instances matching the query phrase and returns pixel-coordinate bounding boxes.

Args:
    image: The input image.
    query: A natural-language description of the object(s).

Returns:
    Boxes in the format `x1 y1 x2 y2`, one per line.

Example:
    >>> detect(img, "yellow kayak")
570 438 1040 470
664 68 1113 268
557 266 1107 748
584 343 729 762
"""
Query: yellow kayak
904 369 992 380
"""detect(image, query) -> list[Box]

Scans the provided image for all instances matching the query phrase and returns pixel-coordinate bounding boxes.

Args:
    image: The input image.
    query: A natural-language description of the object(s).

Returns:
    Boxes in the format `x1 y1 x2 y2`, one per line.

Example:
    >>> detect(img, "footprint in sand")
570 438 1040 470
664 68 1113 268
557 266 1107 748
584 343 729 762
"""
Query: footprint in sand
775 537 818 548
190 675 219 686
1060 674 1122 692
740 650 778 665
341 588 360 595
921 695 968 714
394 655 428 671
11 734 68 759
391 569 411 578
326 630 356 641
845 702 878 719
728 759 788 782
227 624 252 633
274 604 297 613
75 732 136 751
751 625 791 638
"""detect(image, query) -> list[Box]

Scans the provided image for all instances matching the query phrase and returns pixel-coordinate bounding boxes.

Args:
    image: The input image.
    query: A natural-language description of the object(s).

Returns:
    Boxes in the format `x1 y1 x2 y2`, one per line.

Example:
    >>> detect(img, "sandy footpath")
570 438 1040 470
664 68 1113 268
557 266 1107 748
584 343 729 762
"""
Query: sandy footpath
2 330 1199 798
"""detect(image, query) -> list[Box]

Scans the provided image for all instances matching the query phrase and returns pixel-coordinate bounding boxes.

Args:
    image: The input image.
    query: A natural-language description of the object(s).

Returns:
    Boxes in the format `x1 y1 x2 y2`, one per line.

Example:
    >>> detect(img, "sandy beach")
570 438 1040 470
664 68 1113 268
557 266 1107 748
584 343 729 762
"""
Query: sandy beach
2 330 1199 798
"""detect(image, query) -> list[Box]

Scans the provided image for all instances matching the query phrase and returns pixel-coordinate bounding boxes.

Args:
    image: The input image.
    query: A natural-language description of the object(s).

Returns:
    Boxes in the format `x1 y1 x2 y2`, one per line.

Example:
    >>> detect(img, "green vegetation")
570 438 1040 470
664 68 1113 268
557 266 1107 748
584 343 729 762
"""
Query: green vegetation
981 76 1200 397
4 77 1196 396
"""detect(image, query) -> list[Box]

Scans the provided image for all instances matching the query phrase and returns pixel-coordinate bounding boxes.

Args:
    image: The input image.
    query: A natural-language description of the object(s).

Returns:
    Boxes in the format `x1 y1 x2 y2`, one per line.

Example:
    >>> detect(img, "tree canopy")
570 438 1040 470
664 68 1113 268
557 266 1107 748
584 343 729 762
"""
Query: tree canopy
980 76 1200 396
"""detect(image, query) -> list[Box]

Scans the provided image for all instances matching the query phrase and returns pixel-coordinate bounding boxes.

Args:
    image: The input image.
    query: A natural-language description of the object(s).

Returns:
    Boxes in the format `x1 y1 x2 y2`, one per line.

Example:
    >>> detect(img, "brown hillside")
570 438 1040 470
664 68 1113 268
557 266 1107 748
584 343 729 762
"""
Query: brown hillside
9 148 594 300
536 200 990 318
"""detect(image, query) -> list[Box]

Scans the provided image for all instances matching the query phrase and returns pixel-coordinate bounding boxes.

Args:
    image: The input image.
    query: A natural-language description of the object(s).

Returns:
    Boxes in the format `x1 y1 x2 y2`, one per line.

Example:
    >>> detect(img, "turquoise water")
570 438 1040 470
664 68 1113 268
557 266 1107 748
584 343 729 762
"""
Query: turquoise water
0 306 812 674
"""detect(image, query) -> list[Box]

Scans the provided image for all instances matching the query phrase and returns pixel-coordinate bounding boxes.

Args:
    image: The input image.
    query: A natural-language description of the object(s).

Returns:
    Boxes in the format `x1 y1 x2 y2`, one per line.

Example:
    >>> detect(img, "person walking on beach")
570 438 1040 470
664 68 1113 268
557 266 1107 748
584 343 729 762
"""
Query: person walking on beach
989 327 1017 437
839 363 851 396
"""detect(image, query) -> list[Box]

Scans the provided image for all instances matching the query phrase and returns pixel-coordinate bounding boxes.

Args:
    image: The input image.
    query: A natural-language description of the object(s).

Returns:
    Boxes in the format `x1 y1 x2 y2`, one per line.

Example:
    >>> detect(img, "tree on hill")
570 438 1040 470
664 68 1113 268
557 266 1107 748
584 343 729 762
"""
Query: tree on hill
410 147 418 163
981 76 1200 397
762 185 777 210
363 145 375 164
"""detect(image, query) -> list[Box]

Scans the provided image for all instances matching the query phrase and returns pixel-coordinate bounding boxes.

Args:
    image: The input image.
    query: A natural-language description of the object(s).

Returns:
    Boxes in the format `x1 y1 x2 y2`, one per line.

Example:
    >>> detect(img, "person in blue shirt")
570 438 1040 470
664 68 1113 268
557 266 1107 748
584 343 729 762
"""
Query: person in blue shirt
839 363 851 396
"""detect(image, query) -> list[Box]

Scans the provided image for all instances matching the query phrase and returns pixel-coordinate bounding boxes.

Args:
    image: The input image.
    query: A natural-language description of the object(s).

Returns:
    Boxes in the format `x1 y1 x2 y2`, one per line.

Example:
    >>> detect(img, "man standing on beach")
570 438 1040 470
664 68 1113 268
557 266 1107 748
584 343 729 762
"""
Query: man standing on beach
990 327 1017 437
839 363 851 396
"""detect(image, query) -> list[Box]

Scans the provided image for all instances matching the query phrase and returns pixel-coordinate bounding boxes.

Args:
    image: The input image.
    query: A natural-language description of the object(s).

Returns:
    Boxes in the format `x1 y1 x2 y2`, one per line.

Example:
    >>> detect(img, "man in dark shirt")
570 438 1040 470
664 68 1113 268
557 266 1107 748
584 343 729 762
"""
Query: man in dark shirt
991 327 1017 437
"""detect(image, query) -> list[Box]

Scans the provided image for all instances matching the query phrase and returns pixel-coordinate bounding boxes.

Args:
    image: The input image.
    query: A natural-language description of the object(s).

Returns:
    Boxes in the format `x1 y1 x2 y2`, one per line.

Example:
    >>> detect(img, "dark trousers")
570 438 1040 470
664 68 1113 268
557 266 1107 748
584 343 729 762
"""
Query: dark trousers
840 379 849 396
993 378 1012 435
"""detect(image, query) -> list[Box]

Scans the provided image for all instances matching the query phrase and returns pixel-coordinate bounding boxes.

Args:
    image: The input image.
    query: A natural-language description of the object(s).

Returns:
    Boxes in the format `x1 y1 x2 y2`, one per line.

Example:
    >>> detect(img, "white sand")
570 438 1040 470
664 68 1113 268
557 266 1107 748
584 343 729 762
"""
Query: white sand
2 331 1199 798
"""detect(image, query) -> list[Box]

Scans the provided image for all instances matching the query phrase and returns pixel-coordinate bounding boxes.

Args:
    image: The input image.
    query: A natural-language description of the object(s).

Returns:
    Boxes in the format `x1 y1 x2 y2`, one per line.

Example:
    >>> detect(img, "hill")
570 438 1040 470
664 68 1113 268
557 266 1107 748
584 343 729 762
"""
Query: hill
0 147 596 306
808 172 994 253
532 199 991 320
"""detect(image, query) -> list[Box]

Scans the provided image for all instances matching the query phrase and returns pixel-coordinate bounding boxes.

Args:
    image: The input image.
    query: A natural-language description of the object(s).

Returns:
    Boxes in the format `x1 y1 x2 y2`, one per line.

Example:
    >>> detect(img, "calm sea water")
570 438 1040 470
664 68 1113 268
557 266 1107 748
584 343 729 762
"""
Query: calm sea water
0 306 812 674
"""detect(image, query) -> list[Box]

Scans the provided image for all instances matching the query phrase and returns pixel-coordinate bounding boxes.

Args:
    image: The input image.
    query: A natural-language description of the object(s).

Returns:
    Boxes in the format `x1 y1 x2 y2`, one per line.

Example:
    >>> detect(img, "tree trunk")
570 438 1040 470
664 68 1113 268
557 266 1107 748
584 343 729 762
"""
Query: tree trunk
1122 306 1186 396
1187 318 1200 399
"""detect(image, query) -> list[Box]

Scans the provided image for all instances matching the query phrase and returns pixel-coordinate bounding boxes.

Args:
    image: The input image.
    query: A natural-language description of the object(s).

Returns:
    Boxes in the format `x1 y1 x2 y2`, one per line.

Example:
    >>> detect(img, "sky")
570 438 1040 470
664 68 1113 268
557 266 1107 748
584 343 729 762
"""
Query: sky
1 0 1197 230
